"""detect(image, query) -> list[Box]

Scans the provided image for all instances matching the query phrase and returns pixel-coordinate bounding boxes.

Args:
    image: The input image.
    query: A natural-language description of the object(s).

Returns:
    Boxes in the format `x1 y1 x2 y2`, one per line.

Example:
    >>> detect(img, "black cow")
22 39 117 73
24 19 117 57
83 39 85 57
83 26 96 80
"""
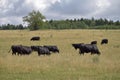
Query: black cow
20 46 32 55
30 36 40 41
78 44 100 55
37 47 51 56
91 41 97 44
9 45 22 55
43 45 59 53
31 46 51 56
101 39 108 45
9 45 32 55
31 46 42 51
72 43 84 50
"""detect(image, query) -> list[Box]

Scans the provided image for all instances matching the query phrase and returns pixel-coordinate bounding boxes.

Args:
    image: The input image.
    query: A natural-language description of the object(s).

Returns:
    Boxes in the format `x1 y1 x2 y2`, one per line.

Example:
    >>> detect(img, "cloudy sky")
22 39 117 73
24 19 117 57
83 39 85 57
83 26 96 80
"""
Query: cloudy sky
0 0 120 25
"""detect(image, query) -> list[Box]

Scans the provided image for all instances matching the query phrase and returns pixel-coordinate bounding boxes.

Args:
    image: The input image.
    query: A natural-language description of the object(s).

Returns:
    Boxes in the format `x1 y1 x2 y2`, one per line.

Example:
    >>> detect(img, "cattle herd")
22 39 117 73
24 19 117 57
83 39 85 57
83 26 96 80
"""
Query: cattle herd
9 36 108 56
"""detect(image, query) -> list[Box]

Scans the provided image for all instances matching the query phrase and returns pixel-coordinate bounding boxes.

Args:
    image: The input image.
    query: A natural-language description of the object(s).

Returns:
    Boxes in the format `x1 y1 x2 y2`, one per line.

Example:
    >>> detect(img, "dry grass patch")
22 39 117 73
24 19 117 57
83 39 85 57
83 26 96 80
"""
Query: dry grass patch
0 29 120 80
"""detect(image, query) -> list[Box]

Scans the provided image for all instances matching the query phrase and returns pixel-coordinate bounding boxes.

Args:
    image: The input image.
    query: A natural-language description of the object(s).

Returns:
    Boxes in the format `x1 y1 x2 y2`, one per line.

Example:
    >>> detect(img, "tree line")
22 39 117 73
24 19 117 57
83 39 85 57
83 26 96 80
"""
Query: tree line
43 18 120 30
0 10 120 30
0 24 26 30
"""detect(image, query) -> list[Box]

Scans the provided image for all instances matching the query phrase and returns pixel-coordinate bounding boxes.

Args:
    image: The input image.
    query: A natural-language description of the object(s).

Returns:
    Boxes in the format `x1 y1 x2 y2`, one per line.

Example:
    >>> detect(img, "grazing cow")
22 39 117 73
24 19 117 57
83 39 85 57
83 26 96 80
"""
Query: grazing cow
101 39 108 45
43 45 59 53
37 47 51 56
31 46 42 51
31 46 51 56
78 44 100 55
9 45 32 55
20 46 32 55
91 41 97 44
30 36 40 41
72 43 84 50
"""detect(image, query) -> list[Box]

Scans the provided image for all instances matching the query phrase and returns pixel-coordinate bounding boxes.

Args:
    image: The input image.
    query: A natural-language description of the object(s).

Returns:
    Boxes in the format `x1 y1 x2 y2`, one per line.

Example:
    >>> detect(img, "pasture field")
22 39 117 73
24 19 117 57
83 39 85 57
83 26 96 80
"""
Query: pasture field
0 29 120 80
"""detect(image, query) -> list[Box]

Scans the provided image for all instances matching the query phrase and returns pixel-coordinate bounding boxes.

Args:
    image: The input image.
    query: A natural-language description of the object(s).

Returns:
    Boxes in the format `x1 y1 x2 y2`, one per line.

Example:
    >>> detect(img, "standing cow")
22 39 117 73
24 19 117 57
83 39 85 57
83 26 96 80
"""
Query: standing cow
31 46 42 51
8 45 22 55
31 46 51 56
43 45 59 53
78 44 101 55
9 45 32 55
20 46 32 55
37 47 51 56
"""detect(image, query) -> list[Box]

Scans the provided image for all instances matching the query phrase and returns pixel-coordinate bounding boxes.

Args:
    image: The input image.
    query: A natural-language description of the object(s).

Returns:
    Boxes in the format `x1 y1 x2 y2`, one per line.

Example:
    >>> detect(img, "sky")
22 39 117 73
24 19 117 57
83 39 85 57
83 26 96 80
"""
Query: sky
0 0 120 25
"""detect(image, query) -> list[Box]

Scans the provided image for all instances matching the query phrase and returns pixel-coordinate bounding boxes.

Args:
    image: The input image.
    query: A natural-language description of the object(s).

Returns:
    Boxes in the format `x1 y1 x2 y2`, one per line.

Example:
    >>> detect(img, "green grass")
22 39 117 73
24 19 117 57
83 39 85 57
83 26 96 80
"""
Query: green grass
0 29 120 80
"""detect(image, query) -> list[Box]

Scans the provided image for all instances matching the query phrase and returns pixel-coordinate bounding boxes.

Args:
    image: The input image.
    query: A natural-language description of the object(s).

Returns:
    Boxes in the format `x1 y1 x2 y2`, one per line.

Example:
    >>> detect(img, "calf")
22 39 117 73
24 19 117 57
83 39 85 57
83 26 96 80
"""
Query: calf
30 36 40 41
101 39 108 45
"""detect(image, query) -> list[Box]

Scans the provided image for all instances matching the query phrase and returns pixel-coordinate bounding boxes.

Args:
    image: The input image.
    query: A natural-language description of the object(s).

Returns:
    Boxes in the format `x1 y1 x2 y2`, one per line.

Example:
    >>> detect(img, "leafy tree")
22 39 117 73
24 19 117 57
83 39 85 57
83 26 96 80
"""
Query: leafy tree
23 10 45 30
16 24 24 29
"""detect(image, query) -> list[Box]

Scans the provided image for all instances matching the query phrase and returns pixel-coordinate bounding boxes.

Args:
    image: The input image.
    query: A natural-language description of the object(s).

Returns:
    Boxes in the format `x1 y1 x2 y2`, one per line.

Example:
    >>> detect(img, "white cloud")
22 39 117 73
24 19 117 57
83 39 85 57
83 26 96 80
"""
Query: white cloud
0 18 10 24
96 0 110 8
25 0 47 11
0 0 61 24
0 0 119 25
24 0 59 11
46 0 120 20
95 0 111 14
94 0 120 20
87 0 111 18
46 0 98 19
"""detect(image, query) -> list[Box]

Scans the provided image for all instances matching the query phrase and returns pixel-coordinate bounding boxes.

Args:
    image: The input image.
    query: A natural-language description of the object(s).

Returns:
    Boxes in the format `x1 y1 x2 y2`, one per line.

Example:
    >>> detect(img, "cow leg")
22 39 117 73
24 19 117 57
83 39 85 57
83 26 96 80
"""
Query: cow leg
80 50 84 55
17 53 20 56
97 52 101 55
82 53 84 55
91 52 93 55
38 52 42 56
38 53 41 56
79 52 84 55
12 52 16 55
46 53 51 56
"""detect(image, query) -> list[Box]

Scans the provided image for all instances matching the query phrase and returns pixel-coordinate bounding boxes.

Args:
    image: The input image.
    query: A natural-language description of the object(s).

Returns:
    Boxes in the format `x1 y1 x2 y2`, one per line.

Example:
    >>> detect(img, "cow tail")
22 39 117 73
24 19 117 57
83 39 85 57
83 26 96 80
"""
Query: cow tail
8 48 11 53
